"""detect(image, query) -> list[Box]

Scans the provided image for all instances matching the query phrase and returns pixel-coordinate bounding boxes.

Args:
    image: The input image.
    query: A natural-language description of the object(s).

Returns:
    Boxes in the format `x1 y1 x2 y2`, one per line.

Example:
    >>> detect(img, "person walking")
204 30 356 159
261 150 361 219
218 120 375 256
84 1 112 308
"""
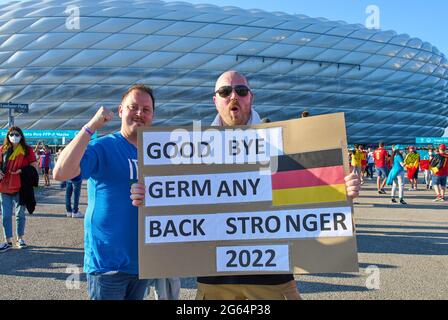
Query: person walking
374 142 389 194
0 127 37 252
430 144 448 202
404 146 420 191
351 144 363 180
366 147 375 179
386 148 407 205
65 174 83 218
35 142 52 187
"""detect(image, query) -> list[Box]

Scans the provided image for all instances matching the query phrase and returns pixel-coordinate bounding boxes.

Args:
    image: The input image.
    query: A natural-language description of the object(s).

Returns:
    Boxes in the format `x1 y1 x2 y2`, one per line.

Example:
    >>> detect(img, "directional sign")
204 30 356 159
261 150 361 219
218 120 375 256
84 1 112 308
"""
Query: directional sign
0 103 29 113
0 129 97 140
416 137 448 145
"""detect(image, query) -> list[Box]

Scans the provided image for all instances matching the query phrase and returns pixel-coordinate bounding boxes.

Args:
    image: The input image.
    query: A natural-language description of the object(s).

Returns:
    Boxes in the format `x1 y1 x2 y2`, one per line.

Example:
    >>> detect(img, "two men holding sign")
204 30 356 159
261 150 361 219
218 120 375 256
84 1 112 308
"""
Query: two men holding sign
54 71 360 300
131 71 361 300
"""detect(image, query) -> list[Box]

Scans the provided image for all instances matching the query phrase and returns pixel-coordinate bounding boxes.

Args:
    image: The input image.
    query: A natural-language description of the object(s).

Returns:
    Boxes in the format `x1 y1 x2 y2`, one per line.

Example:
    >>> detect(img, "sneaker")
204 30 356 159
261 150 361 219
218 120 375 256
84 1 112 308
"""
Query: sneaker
72 212 84 218
378 190 386 195
391 198 397 203
0 242 13 253
16 239 27 249
433 196 442 202
440 198 445 202
399 199 407 205
66 211 72 218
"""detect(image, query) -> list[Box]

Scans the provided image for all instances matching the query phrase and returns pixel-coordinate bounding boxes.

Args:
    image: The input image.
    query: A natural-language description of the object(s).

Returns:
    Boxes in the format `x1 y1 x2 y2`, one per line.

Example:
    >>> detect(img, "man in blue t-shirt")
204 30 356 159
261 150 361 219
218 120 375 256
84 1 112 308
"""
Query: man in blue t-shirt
54 84 155 300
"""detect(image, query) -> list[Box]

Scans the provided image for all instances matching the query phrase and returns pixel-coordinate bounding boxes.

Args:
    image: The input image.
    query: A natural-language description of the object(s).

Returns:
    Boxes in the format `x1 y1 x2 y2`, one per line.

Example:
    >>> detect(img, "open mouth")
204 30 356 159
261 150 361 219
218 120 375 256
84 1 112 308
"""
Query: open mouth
229 101 240 113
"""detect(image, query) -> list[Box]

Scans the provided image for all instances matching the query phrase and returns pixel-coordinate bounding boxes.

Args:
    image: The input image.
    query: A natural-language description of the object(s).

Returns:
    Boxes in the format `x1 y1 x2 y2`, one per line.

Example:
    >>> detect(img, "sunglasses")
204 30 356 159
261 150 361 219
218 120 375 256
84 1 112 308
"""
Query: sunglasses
215 85 251 98
9 133 20 137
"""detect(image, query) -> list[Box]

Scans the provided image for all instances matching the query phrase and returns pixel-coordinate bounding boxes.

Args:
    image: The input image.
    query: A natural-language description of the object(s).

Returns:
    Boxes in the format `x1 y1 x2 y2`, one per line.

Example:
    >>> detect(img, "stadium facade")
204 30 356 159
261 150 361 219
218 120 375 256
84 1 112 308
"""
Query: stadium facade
0 0 447 144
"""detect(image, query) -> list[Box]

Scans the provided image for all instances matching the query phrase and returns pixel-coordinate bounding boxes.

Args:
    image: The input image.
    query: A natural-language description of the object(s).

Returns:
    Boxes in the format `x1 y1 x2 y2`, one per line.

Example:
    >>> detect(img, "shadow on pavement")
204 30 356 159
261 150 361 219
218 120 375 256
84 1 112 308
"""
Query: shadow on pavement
370 203 448 210
296 280 370 294
0 246 85 282
356 224 448 255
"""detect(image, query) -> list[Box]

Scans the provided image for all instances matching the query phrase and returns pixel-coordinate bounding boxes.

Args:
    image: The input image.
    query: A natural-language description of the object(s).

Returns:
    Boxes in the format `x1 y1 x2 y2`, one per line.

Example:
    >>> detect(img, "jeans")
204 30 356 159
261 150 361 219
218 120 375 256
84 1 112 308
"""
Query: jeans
391 171 405 199
148 278 181 300
352 166 362 177
0 192 26 239
87 272 149 300
424 170 432 186
65 180 82 213
366 163 375 178
376 167 388 178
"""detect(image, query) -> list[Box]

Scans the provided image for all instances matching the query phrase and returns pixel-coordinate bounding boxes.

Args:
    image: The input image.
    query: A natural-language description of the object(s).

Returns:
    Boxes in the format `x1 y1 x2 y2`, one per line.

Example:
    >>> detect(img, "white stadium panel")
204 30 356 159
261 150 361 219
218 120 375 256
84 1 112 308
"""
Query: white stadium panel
0 0 446 144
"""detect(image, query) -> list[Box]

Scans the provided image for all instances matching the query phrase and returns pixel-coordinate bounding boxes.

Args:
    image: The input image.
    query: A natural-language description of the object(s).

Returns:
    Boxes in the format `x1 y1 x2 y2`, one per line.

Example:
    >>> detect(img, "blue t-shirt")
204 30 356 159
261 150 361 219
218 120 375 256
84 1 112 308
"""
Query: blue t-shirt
393 154 405 173
80 132 139 274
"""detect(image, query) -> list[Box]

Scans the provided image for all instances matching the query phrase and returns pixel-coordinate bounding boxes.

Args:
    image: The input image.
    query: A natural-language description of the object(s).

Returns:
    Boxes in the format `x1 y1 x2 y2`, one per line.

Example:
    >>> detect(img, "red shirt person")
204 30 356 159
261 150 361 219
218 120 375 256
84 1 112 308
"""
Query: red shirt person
0 127 37 252
431 144 448 201
374 142 389 194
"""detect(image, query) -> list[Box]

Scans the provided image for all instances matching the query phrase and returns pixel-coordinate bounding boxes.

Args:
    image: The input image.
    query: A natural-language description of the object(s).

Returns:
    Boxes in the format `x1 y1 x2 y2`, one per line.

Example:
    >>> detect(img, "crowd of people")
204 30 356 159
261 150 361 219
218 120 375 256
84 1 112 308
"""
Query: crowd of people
349 143 448 204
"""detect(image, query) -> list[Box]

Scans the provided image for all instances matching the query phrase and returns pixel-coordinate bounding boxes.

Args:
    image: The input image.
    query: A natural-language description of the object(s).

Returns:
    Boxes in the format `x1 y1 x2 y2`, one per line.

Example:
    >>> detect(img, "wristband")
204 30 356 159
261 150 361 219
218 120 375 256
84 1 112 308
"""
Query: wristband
83 126 95 136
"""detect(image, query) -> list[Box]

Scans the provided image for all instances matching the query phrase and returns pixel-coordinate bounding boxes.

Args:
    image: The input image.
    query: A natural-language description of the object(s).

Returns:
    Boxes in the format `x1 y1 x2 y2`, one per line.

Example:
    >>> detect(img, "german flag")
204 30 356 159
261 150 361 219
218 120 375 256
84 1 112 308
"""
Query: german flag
404 152 420 180
271 149 347 206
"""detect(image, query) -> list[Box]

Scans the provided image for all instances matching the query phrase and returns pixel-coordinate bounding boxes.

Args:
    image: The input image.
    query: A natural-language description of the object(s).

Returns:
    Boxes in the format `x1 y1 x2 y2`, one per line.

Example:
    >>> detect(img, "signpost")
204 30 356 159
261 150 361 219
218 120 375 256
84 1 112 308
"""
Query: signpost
137 113 358 279
0 102 29 127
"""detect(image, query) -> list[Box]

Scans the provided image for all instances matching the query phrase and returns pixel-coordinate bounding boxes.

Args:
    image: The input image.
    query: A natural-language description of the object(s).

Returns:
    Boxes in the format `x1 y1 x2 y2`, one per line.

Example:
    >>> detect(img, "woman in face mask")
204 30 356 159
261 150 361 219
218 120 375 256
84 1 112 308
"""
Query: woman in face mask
0 127 37 252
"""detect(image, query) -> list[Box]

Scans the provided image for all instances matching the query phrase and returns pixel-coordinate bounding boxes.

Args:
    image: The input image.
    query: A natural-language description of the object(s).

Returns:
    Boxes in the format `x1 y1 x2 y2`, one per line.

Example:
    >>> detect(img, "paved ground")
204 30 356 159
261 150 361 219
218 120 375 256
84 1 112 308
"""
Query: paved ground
0 177 447 300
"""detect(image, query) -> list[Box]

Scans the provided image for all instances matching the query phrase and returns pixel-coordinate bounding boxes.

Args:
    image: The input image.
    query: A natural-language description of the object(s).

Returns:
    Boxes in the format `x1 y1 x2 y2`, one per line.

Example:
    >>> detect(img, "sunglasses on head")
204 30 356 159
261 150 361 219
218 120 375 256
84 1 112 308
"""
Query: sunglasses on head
215 85 251 98
9 133 20 137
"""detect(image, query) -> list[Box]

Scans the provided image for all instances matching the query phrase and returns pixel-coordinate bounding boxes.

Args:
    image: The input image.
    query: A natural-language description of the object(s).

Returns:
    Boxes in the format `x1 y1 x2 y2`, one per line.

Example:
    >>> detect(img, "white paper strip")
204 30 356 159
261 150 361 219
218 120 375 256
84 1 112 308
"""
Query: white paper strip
144 207 353 244
142 127 283 165
216 245 290 272
144 170 272 207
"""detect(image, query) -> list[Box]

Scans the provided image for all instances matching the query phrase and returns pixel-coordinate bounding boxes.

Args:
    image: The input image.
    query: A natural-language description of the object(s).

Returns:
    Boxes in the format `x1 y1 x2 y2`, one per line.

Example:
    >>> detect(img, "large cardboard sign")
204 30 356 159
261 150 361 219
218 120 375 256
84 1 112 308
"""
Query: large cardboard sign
138 113 358 278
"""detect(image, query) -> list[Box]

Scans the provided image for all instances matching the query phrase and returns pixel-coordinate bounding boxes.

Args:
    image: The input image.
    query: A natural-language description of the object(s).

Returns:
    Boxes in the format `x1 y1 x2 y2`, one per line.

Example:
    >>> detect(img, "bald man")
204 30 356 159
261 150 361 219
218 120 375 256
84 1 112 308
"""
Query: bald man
130 71 361 300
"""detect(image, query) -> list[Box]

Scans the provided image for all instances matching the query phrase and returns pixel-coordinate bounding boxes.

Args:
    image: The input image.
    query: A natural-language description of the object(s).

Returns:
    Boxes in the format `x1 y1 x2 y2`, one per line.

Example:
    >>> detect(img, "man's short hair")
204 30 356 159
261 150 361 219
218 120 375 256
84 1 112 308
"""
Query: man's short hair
261 118 271 123
301 111 310 118
379 142 384 147
122 84 155 110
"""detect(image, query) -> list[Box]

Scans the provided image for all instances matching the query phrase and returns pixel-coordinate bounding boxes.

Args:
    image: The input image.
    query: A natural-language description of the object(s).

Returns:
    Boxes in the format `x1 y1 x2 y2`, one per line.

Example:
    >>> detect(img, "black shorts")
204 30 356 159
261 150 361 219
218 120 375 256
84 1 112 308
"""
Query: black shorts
41 167 49 175
413 169 419 179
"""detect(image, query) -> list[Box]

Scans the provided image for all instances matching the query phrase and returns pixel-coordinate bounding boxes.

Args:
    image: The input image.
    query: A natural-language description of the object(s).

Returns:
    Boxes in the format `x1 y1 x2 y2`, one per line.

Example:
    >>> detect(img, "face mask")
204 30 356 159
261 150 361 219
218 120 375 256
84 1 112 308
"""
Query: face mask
9 136 21 144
